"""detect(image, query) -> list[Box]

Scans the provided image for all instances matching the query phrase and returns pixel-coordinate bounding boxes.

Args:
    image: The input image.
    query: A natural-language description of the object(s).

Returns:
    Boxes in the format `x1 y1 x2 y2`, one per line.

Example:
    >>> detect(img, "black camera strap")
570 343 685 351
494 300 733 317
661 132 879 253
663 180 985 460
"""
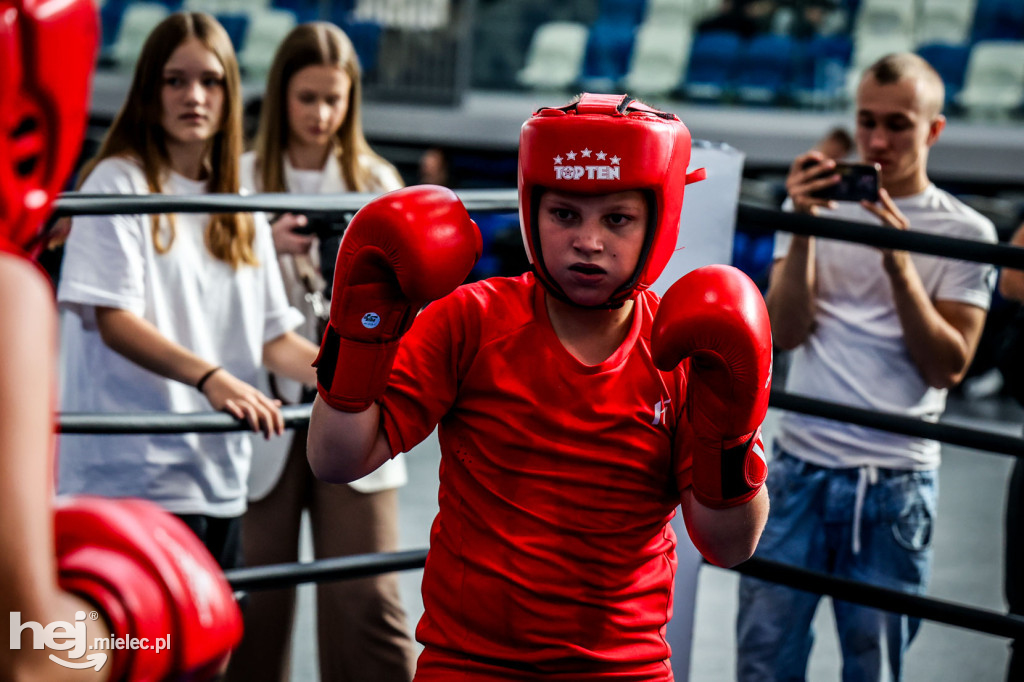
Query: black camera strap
268 253 329 406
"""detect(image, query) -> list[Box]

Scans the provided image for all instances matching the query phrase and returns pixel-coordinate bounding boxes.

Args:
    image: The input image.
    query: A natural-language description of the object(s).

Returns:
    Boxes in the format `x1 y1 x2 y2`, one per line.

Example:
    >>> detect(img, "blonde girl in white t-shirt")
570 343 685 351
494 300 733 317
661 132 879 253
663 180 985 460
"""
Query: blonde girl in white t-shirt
57 12 320 569
227 22 415 682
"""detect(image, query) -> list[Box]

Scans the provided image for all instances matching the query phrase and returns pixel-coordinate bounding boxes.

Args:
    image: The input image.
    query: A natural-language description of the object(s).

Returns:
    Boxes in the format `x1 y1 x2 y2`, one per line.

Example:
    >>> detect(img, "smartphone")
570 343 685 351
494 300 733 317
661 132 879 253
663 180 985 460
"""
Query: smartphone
291 219 318 236
803 161 881 203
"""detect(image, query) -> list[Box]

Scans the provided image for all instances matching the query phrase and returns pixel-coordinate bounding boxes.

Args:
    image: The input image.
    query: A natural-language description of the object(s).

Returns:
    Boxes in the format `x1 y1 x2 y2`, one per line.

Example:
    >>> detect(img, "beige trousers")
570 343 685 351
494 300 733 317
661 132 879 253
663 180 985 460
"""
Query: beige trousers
225 430 416 682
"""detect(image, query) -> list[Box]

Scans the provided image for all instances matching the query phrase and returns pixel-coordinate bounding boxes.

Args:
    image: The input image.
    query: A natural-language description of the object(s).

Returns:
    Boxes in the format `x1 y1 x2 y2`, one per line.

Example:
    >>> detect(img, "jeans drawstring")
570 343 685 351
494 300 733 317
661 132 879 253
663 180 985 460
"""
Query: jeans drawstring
852 465 879 555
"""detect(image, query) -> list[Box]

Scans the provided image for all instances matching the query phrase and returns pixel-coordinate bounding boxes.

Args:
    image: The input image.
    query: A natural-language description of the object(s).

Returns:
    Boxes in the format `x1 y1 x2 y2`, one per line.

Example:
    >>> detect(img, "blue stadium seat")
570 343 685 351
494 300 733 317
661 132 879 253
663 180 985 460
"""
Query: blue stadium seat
468 212 520 281
450 151 519 189
682 31 743 102
597 0 647 27
339 19 383 75
971 0 1024 42
215 13 249 54
271 0 321 24
731 230 775 293
733 33 798 104
329 0 360 26
95 0 182 53
917 43 971 108
789 34 852 107
99 0 129 50
579 19 636 91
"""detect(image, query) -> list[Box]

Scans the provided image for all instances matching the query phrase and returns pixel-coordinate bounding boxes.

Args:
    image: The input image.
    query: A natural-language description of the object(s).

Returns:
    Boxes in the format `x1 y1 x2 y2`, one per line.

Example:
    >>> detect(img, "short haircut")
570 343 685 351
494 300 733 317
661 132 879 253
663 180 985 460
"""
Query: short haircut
861 52 945 118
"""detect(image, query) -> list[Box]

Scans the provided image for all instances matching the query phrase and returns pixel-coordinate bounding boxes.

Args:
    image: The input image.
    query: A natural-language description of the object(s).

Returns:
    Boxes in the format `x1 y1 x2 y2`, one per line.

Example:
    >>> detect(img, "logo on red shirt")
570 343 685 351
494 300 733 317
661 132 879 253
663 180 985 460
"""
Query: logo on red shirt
651 398 671 426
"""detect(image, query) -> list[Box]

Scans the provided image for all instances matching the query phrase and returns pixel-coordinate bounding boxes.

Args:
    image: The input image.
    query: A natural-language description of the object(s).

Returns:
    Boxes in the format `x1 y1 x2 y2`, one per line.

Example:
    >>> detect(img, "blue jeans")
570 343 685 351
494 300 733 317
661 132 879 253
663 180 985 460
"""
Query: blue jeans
736 450 938 682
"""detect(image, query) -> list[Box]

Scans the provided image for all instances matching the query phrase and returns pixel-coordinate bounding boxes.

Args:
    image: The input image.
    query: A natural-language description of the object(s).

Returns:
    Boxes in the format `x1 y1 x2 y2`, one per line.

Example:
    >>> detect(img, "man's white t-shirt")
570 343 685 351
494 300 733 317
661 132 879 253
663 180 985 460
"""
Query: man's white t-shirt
57 156 304 517
774 184 997 470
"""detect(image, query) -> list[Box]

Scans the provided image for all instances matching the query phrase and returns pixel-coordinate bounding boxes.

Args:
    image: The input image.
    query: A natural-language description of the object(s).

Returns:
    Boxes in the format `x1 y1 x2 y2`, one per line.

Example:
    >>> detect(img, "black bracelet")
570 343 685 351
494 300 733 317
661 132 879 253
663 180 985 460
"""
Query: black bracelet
196 366 222 393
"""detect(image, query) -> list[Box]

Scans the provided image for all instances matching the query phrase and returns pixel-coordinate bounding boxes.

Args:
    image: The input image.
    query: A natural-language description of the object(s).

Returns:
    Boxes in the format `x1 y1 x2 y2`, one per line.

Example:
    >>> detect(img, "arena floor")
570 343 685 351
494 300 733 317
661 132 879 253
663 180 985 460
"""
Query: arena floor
283 389 1020 681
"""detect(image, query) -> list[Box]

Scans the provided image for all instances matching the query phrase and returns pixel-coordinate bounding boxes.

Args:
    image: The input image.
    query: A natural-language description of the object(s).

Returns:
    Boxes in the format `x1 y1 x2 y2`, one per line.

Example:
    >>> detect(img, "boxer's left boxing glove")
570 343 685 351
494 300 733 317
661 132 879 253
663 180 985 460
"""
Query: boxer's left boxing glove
652 264 772 509
54 496 242 681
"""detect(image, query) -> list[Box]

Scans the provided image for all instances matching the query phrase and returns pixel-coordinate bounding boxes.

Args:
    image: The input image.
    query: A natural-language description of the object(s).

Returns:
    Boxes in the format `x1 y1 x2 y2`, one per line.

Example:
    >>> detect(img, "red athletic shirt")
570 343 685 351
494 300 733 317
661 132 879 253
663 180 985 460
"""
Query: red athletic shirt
381 273 692 680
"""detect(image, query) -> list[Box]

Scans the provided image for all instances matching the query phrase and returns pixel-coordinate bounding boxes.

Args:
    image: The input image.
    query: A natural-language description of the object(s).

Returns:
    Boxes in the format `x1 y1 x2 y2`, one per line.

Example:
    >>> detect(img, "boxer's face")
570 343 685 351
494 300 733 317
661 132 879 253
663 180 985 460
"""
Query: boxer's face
537 189 647 307
160 37 225 147
286 64 351 153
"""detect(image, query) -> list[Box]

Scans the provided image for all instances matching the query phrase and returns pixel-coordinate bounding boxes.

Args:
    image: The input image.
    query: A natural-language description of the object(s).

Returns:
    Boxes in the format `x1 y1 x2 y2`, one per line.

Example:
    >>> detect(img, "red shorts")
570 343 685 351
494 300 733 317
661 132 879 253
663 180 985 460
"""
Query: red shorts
414 645 673 681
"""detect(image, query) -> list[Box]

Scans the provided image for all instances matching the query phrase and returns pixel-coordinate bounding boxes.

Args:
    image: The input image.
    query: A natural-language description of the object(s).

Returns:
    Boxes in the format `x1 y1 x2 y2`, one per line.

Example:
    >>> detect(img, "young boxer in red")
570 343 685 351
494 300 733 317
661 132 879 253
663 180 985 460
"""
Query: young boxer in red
308 94 772 680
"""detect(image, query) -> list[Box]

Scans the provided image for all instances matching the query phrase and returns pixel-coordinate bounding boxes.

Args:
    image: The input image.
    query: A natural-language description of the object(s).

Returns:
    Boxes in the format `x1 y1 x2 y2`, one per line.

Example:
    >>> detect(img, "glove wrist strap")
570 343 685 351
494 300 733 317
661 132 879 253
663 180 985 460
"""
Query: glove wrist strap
315 326 400 412
692 427 767 509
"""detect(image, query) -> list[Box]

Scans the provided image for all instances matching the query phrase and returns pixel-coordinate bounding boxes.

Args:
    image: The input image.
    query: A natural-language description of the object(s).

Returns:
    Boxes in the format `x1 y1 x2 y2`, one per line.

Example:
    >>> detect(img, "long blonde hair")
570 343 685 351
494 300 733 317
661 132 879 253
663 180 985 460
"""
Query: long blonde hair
252 22 401 193
80 12 257 268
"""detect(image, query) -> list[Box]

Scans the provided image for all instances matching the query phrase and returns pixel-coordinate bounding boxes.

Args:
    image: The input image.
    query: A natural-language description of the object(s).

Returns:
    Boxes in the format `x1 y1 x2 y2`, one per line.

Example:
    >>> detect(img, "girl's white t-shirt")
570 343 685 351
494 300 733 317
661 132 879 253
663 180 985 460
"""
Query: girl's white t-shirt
57 156 304 517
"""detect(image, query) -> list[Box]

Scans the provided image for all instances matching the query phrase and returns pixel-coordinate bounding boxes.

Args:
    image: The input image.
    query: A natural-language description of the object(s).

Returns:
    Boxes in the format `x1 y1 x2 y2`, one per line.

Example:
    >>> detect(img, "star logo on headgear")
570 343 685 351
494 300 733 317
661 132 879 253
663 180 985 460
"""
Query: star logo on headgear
552 146 623 181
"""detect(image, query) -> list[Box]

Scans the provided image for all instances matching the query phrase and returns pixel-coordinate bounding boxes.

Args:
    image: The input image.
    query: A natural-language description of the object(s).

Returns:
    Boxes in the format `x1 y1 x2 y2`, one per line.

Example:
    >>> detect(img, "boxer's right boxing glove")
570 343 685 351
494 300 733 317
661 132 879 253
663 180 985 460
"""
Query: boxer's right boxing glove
54 496 243 681
314 185 481 412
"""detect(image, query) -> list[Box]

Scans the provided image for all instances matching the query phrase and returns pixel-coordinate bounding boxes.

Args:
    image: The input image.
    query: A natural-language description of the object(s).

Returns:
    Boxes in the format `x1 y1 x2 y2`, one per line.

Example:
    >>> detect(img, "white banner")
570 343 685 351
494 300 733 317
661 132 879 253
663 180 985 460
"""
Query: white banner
653 141 747 295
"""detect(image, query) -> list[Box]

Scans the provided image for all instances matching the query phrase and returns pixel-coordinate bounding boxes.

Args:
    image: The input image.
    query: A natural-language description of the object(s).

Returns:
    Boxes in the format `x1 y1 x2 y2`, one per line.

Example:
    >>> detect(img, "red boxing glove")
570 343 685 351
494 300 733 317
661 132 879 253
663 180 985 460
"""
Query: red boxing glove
652 264 772 509
315 185 481 411
54 496 243 681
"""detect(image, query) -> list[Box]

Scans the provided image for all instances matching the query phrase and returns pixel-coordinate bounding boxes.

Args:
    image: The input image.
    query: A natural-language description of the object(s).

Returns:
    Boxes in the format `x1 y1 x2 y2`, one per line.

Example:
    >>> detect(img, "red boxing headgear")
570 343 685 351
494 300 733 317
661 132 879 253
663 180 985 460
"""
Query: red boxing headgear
519 94 706 307
0 0 97 258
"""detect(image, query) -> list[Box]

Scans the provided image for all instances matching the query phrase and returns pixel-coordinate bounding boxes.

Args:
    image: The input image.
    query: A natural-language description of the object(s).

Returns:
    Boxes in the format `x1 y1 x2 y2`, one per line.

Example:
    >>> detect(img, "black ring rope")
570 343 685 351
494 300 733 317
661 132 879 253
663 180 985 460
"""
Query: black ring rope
225 549 428 592
736 204 1024 270
220 548 1024 640
770 391 1024 459
56 394 1024 461
51 191 1024 270
53 190 1024 648
733 557 1024 640
58 404 312 434
51 190 521 219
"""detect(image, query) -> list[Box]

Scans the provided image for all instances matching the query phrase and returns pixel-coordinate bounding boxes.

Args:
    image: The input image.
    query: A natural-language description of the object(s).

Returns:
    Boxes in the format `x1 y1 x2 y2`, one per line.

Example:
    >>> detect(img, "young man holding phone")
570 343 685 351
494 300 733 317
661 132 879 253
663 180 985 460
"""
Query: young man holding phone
736 53 998 681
